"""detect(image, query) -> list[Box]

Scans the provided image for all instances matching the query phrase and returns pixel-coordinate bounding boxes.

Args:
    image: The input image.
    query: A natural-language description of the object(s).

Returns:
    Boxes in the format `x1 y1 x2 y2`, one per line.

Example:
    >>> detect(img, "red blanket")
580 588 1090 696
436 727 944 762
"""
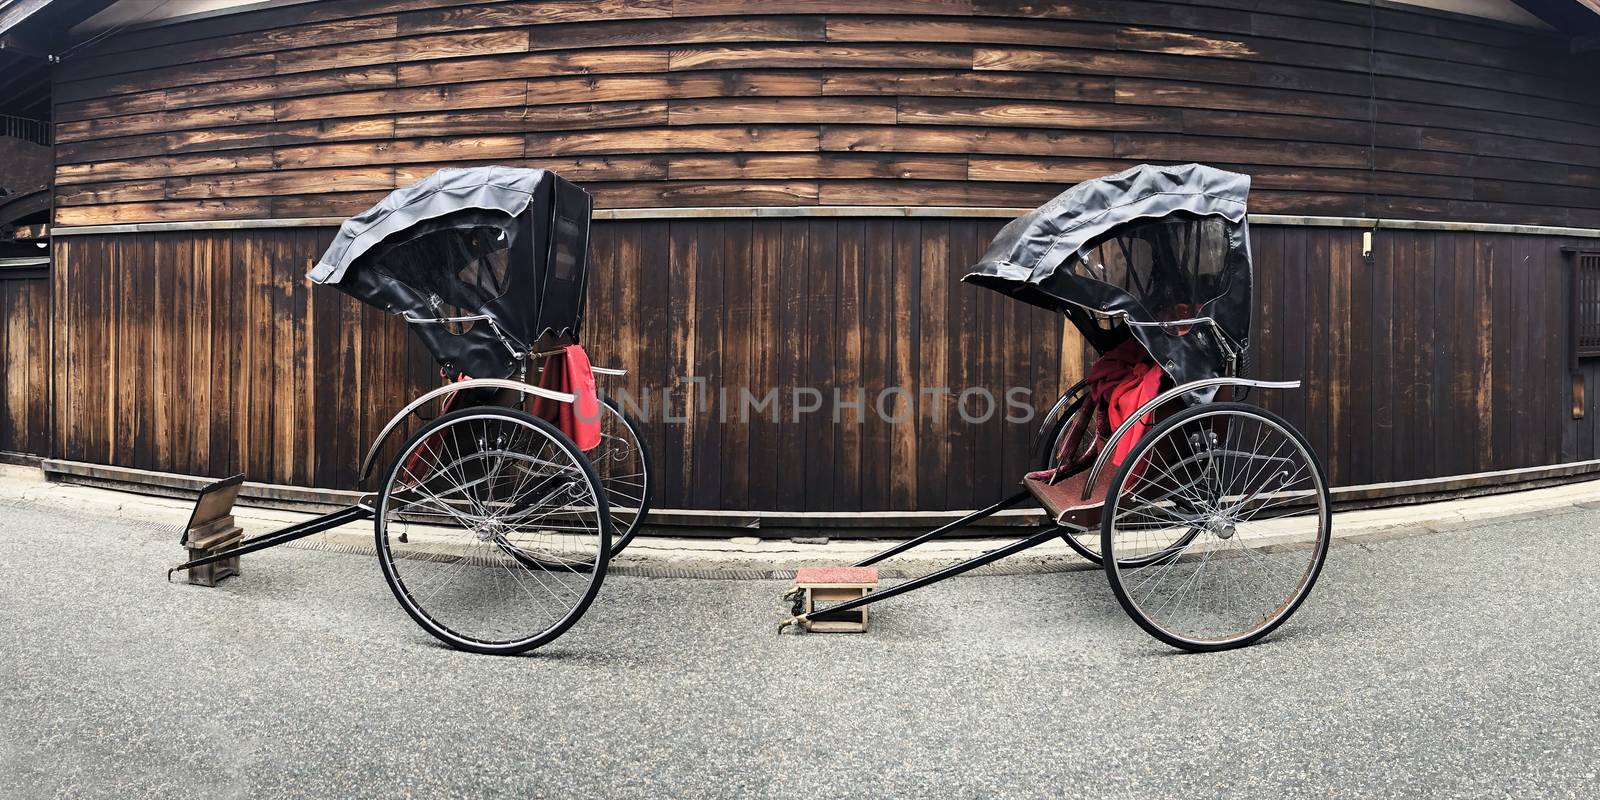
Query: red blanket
532 345 601 452
1091 339 1165 467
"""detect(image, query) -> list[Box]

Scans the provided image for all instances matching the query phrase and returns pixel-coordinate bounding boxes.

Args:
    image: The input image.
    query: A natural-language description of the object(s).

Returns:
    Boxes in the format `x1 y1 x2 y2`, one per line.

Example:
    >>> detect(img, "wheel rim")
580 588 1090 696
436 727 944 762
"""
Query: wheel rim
594 399 650 553
378 411 608 650
1106 407 1329 648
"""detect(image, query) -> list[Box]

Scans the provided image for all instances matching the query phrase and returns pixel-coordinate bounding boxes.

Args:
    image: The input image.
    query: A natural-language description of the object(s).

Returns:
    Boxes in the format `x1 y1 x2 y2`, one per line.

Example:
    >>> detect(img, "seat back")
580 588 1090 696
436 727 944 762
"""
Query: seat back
1041 394 1106 485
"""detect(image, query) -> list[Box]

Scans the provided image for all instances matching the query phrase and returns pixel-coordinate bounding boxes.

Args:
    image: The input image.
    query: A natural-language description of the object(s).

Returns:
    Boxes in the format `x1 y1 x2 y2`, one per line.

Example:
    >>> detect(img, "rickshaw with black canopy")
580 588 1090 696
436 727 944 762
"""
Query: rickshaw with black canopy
784 163 1333 652
170 167 654 655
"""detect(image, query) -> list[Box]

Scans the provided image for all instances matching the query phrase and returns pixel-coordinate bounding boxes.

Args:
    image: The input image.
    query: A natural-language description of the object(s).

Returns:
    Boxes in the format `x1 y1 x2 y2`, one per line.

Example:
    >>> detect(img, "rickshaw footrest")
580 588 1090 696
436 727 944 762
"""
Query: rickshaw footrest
179 474 247 587
1024 470 1110 528
184 526 244 587
789 567 879 633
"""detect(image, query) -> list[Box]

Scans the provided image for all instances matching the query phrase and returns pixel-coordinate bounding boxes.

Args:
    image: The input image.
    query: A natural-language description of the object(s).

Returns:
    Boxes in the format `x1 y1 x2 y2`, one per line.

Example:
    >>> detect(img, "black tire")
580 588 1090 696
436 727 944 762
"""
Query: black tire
1101 402 1331 652
374 406 611 655
596 395 654 557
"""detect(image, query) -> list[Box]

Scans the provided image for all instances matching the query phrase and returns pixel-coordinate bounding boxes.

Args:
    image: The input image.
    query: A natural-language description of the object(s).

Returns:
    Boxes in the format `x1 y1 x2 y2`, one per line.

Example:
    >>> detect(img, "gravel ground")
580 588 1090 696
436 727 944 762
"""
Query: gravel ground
1 498 1597 799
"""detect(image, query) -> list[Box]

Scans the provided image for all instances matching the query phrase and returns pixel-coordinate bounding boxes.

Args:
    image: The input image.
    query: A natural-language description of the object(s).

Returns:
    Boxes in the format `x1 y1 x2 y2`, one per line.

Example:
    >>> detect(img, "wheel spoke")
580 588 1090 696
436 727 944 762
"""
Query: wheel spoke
1104 406 1330 651
376 410 610 654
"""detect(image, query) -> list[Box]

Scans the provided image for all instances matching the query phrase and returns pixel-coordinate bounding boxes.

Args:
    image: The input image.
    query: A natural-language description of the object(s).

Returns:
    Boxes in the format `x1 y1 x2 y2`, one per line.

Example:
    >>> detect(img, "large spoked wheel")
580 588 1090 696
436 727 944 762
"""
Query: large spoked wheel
375 406 611 655
594 395 653 557
1101 402 1331 652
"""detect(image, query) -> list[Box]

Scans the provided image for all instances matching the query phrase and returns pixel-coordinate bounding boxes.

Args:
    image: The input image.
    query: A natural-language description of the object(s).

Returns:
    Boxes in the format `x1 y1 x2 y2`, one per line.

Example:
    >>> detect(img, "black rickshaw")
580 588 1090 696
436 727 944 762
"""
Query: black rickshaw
173 167 652 655
785 163 1332 652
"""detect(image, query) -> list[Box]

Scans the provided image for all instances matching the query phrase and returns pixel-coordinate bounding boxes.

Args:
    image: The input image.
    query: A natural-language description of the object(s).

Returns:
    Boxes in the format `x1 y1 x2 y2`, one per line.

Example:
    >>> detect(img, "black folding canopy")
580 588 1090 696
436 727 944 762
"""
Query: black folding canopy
310 166 592 380
963 163 1254 391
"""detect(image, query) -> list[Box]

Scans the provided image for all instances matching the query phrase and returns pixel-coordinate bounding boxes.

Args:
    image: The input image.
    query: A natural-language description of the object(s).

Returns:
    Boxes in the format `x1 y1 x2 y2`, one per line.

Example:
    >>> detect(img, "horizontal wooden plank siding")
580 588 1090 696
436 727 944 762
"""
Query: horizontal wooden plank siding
45 221 1594 509
49 0 1600 228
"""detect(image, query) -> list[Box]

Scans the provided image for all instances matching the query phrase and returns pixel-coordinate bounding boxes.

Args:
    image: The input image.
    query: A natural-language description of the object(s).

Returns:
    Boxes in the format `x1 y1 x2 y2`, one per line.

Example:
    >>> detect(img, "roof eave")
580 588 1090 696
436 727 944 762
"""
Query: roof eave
0 0 119 57
1508 0 1600 35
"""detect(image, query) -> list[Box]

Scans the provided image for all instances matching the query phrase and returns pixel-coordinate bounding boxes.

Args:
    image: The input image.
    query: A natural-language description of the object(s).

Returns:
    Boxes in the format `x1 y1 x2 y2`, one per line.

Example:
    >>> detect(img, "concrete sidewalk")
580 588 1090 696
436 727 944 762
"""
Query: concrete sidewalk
2 462 1597 577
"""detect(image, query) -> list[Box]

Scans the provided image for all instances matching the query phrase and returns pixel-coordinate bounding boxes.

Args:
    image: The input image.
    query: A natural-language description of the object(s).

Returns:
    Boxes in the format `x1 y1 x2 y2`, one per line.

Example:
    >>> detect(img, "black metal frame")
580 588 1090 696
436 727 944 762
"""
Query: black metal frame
783 490 1081 629
168 503 374 580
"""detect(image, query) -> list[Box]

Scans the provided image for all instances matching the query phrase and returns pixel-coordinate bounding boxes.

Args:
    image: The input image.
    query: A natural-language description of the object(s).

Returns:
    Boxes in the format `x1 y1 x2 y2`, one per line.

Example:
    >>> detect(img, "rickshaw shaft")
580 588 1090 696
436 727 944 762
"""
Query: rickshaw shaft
852 490 1032 568
811 524 1064 624
169 504 374 577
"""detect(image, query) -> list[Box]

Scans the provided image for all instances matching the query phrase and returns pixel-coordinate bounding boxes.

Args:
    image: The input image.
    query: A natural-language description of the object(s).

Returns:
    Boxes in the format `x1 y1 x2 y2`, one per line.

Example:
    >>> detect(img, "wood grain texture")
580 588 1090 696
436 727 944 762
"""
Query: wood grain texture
37 222 1594 510
17 0 1600 513
45 0 1600 227
0 274 53 457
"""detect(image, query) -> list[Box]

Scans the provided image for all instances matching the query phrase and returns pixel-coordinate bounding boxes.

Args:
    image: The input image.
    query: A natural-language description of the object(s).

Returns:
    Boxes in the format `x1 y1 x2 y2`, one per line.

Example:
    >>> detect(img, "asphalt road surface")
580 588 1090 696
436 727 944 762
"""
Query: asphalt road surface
2 497 1597 799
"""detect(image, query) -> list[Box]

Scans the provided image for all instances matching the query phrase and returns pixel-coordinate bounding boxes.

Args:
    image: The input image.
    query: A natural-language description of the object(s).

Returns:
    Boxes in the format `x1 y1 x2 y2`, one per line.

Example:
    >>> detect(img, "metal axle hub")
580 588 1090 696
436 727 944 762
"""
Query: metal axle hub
1206 516 1237 539
476 518 505 542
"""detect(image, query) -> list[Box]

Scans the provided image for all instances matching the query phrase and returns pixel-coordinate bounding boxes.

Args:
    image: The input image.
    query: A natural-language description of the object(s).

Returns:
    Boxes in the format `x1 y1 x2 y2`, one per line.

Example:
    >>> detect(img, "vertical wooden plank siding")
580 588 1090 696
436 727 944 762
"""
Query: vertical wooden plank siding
0 274 53 457
915 220 950 511
35 222 1593 510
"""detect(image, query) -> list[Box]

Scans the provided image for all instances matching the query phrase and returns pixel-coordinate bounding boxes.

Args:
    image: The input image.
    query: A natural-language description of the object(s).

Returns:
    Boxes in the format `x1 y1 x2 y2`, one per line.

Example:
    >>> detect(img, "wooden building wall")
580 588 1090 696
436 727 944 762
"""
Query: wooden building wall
46 0 1600 228
47 222 1595 510
20 0 1600 510
0 269 52 458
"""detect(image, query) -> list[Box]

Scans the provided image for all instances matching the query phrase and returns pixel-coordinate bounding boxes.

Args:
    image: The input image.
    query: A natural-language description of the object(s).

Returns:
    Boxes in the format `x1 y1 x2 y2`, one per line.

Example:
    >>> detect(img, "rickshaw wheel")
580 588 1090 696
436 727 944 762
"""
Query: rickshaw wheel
1101 402 1331 652
595 396 653 557
1059 526 1107 565
374 406 611 655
